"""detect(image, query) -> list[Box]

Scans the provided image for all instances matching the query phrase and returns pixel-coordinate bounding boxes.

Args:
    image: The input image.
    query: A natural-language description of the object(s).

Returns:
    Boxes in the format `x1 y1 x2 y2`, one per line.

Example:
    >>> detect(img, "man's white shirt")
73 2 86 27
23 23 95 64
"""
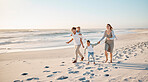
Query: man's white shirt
72 33 82 45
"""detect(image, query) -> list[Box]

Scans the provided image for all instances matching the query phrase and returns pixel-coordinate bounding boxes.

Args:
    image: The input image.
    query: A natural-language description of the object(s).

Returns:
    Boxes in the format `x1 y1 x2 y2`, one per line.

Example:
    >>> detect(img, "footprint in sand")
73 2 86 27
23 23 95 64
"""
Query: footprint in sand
82 80 90 82
104 70 108 72
21 73 28 76
53 71 61 74
26 77 39 81
45 66 49 68
97 68 103 71
69 71 79 74
57 76 68 80
60 64 65 66
85 67 92 69
47 74 54 77
14 80 23 82
79 77 86 81
83 71 90 75
117 61 121 64
43 70 50 72
104 74 109 77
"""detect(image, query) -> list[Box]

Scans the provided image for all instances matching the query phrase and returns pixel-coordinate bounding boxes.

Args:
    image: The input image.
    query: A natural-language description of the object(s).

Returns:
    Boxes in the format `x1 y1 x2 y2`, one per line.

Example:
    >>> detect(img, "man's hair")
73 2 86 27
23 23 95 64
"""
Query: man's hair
87 40 90 43
71 27 76 31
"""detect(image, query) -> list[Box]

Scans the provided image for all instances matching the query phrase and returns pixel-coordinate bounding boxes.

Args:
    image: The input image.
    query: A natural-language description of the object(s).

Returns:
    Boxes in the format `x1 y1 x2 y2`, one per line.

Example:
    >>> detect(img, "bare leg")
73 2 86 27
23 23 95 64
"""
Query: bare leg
110 52 112 63
105 50 108 63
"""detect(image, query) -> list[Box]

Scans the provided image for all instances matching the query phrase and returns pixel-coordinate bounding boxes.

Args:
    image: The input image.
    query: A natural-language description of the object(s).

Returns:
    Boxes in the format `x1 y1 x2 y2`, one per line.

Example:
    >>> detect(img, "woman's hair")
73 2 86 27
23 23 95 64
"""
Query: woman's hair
107 24 113 30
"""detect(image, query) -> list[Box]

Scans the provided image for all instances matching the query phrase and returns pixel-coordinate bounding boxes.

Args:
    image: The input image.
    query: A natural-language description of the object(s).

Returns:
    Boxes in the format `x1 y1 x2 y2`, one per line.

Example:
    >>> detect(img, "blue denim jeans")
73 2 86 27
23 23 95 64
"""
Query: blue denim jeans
88 52 95 62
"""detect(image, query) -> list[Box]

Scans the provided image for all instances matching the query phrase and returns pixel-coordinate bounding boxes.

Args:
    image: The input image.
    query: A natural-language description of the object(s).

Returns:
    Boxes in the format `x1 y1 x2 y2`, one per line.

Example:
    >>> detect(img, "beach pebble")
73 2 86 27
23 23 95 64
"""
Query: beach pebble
97 68 103 70
21 73 28 76
79 77 86 81
62 62 65 63
104 74 109 77
45 66 49 68
125 59 127 60
57 76 68 80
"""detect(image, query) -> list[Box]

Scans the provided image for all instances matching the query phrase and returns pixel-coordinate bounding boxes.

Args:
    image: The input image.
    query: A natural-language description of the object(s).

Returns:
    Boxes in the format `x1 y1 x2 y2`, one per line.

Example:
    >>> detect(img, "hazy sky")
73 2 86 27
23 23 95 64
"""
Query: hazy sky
0 0 148 29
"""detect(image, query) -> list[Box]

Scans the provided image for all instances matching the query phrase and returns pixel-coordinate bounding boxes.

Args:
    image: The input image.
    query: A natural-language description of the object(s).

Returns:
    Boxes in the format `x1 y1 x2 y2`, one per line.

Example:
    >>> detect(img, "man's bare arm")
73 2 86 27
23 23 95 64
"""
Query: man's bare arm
66 38 73 44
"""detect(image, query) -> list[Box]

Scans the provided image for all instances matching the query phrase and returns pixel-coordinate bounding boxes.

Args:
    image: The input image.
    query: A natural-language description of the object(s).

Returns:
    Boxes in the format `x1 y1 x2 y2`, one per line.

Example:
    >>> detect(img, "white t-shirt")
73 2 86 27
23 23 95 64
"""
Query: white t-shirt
72 33 82 45
87 45 94 52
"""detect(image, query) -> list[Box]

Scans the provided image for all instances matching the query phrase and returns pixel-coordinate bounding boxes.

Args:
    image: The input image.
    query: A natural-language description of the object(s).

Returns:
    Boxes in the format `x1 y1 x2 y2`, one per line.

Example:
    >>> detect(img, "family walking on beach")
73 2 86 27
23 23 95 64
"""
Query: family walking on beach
66 24 116 64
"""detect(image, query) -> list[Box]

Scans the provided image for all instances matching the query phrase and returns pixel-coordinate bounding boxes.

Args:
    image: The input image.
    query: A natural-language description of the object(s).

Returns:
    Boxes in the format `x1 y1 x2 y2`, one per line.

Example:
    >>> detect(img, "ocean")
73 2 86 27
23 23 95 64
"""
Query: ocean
0 28 135 53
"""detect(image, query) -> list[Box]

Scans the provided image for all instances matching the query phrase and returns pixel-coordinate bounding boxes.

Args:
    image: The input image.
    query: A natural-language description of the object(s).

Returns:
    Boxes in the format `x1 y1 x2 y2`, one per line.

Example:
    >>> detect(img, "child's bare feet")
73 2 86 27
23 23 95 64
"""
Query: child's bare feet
110 60 112 63
88 62 89 64
105 59 108 63
94 62 95 64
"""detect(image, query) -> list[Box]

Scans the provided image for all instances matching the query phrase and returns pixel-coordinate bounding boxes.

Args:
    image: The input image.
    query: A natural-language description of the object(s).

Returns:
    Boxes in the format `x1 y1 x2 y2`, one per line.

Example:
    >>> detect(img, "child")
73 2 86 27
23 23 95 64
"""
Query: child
70 26 82 36
66 27 84 63
84 40 98 64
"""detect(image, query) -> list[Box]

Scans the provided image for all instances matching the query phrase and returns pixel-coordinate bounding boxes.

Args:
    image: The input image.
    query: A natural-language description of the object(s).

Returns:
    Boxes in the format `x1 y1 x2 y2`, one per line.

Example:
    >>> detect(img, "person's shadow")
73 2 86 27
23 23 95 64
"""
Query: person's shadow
116 62 148 70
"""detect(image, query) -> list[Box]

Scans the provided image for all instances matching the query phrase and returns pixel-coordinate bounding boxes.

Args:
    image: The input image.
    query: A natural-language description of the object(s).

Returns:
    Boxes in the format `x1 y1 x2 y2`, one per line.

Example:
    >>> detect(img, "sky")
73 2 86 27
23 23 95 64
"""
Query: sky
0 0 148 29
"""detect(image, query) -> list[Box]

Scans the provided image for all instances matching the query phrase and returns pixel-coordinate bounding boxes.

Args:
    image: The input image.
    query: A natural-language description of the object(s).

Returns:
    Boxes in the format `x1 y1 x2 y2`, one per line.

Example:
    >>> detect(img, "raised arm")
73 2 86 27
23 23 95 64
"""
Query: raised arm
66 38 73 44
91 43 99 48
109 30 116 40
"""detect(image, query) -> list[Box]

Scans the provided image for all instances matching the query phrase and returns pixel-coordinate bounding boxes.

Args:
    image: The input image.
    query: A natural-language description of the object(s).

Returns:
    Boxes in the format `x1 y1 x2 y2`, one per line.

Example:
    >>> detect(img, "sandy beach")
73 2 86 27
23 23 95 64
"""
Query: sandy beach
0 29 148 82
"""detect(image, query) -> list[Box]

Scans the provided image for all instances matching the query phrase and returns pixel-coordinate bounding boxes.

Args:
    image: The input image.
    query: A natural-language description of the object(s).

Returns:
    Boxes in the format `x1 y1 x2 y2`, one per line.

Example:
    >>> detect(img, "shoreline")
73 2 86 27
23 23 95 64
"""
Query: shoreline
0 29 148 82
0 28 142 54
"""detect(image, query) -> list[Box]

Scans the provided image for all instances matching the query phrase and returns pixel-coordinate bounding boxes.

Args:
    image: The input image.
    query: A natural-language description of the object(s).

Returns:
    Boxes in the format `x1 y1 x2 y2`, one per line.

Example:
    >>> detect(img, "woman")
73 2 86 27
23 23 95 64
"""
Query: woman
98 24 116 63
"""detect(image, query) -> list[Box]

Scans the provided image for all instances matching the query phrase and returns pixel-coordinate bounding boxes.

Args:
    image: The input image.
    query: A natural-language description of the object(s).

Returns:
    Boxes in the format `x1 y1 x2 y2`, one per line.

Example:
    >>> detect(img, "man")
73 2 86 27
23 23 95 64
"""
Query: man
66 27 84 63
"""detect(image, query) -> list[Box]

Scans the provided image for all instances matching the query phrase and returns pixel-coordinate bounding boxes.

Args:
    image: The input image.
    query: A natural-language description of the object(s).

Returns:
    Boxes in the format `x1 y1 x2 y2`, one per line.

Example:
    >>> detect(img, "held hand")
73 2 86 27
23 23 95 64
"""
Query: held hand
82 45 84 48
66 42 69 44
98 41 100 44
107 38 110 40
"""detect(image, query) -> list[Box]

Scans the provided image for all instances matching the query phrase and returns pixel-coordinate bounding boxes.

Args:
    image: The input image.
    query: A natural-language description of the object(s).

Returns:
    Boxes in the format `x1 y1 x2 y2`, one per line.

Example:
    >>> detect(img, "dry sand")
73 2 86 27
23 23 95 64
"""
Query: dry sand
0 29 148 82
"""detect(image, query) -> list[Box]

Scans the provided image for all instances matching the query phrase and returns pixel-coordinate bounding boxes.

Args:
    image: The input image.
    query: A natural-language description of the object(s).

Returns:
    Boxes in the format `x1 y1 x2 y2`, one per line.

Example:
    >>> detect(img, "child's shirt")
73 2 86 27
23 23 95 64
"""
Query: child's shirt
84 43 98 53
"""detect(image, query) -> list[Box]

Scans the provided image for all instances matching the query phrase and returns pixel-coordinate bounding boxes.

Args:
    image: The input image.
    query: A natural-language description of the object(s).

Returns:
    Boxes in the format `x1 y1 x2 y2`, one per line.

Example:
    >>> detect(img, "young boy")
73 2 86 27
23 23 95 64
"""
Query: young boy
84 40 98 64
66 27 84 63
70 26 82 36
